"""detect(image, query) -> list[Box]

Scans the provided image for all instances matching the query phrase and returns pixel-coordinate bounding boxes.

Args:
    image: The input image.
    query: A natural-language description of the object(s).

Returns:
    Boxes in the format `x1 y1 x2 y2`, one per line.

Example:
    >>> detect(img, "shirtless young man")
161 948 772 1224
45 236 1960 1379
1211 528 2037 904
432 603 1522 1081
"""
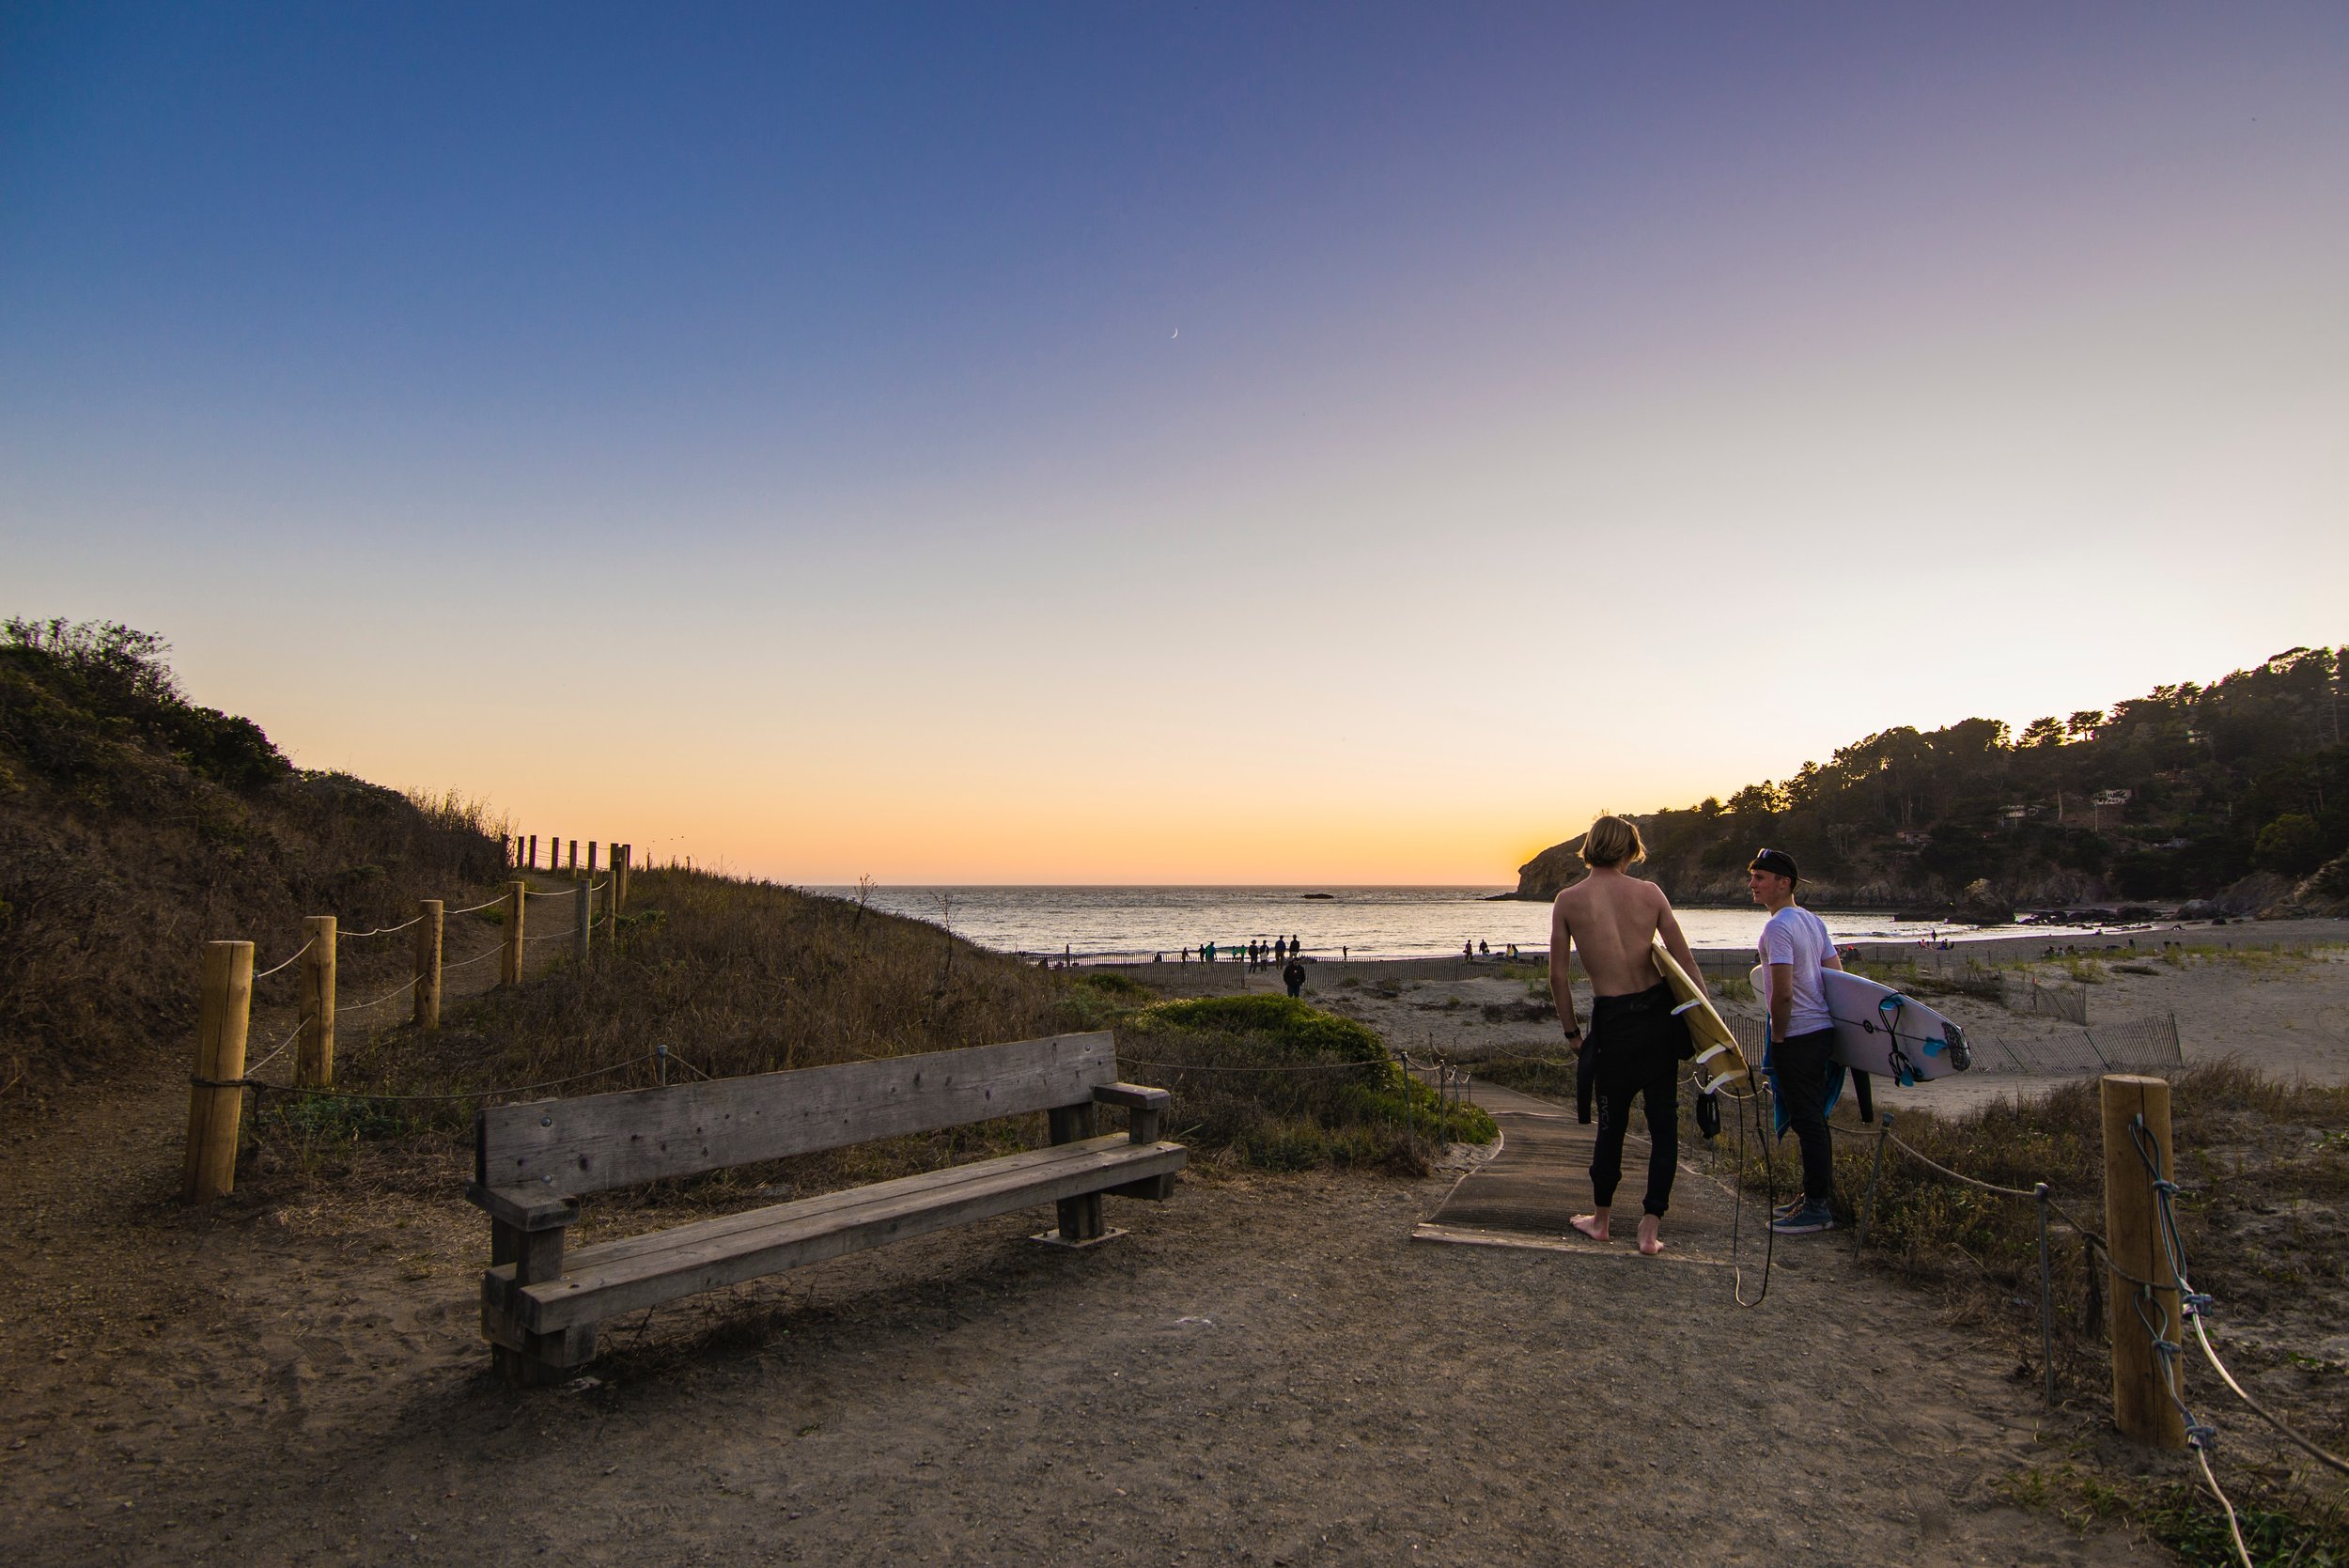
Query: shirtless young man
1548 815 1702 1256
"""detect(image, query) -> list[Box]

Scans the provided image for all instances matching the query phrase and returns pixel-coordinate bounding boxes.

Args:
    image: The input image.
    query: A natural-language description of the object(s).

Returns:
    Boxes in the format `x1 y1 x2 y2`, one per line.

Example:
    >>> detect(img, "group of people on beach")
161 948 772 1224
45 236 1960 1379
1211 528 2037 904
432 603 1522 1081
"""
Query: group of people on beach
1549 815 1843 1257
1179 936 1305 969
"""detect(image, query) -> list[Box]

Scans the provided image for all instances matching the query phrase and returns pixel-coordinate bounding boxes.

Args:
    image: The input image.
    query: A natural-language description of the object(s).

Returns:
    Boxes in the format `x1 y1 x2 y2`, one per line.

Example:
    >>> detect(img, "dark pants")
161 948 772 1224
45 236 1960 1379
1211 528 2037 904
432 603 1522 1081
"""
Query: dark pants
1586 983 1687 1218
1775 1026 1838 1206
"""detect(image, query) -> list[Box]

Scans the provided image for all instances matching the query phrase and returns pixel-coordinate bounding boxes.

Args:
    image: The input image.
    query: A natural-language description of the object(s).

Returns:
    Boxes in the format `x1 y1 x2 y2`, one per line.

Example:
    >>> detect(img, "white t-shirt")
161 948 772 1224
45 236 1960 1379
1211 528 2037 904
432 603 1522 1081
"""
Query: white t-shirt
1759 906 1838 1036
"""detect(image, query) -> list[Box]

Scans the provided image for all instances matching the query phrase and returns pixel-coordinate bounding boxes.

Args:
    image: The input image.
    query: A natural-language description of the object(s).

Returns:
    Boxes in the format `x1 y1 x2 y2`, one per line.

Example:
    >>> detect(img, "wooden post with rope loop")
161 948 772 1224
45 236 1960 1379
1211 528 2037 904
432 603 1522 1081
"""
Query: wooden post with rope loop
414 899 443 1030
296 915 335 1087
2101 1073 2185 1448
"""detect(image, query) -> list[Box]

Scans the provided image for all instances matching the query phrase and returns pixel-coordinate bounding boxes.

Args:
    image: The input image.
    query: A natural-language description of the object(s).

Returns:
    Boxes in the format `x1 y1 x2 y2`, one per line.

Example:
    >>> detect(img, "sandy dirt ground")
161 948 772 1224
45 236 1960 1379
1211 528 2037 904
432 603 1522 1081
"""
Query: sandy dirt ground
0 1052 2169 1568
17 939 2345 1566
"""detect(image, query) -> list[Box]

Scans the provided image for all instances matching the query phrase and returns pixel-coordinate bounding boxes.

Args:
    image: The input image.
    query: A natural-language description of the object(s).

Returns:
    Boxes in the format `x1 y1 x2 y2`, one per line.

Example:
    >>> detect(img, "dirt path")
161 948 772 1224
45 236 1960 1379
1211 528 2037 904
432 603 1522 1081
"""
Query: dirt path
0 1046 2157 1568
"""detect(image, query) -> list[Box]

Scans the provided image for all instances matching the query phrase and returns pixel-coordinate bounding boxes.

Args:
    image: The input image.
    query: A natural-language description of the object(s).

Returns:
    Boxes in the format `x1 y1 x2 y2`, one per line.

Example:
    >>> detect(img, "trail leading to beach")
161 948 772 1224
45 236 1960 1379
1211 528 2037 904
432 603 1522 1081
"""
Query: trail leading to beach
1 1053 2148 1566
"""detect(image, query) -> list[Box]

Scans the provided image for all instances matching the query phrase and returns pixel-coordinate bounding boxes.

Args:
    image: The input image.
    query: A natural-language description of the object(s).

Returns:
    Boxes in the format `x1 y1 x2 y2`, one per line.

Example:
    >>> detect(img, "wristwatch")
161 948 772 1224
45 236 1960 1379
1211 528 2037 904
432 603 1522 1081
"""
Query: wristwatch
1563 1026 1583 1042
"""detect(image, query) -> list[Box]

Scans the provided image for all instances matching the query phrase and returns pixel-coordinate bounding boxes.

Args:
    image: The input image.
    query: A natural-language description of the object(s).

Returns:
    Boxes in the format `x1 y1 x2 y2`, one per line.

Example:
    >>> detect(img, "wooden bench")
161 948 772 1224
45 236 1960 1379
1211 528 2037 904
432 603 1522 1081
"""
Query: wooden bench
467 1030 1182 1384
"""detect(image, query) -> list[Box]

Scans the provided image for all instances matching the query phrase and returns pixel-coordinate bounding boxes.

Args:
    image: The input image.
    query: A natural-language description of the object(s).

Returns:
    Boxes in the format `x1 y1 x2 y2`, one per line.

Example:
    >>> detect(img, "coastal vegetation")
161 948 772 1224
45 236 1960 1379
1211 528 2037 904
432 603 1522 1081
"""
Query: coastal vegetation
1727 1062 2349 1563
1514 644 2349 914
1102 990 1496 1172
0 618 508 1099
3 617 1482 1191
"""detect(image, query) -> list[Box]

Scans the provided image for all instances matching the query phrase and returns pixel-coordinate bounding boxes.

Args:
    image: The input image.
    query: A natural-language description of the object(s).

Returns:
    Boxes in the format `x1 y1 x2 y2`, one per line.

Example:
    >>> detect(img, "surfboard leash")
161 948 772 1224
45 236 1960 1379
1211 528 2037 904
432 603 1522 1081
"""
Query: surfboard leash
1727 1063 1778 1309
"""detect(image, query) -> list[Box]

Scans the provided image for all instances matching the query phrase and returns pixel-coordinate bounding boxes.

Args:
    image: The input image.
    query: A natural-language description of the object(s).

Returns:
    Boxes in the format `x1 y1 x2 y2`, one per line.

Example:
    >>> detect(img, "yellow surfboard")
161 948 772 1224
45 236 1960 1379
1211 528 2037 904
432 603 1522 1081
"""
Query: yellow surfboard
1650 938 1750 1094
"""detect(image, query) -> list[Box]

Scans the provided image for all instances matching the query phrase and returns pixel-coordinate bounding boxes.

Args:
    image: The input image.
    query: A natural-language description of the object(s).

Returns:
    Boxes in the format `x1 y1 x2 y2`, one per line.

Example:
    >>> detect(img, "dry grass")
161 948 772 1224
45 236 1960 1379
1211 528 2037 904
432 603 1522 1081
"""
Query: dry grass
1718 1062 2349 1561
245 873 1492 1200
0 629 512 1100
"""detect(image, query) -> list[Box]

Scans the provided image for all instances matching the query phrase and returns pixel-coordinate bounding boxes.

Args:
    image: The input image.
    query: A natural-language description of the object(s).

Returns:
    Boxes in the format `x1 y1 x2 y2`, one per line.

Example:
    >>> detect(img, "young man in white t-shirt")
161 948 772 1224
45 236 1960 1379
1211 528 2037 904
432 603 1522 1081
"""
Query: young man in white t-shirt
1749 848 1844 1235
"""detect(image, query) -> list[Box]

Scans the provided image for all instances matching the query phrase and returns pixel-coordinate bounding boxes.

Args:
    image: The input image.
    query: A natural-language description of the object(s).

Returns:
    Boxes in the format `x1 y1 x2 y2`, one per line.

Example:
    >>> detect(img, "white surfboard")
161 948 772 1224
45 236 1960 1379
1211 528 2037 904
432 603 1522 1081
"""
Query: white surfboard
1748 964 1972 1085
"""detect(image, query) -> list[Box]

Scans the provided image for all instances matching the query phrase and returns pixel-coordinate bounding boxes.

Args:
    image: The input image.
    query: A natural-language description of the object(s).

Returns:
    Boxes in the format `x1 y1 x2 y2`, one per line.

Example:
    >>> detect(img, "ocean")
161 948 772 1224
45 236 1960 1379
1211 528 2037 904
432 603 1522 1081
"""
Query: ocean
818 886 2094 962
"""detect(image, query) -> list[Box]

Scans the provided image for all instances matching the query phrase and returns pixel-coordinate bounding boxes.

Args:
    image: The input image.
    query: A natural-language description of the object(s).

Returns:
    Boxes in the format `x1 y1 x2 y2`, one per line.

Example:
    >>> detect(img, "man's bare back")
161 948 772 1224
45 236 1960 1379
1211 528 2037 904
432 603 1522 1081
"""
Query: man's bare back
1548 866 1699 1016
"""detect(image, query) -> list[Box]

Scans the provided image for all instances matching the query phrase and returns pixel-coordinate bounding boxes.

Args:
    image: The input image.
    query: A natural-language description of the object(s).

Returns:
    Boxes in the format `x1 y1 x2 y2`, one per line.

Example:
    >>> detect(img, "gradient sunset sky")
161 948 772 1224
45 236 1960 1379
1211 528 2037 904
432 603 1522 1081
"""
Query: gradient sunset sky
6 4 2344 882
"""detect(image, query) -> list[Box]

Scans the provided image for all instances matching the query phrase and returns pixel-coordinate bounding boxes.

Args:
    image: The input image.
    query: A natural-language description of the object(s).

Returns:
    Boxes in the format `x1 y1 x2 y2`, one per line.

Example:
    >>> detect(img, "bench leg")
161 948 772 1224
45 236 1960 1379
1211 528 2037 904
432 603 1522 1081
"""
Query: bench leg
1044 1103 1108 1244
1053 1189 1106 1244
486 1219 594 1385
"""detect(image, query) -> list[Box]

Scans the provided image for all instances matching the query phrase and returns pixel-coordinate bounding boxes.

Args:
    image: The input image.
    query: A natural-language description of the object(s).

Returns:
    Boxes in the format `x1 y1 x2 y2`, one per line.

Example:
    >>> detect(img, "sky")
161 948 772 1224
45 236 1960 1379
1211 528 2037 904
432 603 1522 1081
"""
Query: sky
5 3 2345 883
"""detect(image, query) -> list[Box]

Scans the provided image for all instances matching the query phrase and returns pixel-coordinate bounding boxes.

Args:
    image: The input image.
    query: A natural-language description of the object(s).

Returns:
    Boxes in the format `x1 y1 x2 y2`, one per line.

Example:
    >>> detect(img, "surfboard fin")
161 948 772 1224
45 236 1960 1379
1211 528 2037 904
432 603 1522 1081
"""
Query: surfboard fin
1695 1091 1721 1141
1852 1068 1875 1124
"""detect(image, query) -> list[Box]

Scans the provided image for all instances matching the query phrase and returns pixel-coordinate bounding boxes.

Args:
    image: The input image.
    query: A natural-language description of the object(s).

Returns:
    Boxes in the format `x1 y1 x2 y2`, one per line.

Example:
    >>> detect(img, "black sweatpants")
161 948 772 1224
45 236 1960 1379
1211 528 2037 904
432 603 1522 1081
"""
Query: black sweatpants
1585 982 1688 1218
1774 1026 1838 1206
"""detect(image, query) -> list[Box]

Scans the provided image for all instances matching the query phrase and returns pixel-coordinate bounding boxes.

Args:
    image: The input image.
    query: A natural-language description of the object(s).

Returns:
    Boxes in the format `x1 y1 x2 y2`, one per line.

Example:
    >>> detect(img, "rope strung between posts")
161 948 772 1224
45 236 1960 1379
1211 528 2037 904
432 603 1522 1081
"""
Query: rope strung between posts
2130 1117 2349 1484
442 895 508 916
2192 1314 2349 1478
337 972 420 1012
1828 1119 2167 1290
193 1051 664 1103
241 1016 309 1079
251 939 314 982
335 916 422 941
440 943 506 973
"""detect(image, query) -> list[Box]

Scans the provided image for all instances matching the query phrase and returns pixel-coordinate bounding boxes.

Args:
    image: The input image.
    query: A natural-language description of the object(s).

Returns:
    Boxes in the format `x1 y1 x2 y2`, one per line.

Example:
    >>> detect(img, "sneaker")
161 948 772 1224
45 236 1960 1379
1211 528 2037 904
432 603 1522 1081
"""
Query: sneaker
1771 1198 1805 1219
1771 1202 1836 1235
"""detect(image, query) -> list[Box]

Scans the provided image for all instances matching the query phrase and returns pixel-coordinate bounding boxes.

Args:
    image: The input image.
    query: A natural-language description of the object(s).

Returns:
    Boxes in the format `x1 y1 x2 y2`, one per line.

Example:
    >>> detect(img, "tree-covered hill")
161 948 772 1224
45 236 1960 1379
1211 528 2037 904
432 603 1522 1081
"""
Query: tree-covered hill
1513 645 2349 915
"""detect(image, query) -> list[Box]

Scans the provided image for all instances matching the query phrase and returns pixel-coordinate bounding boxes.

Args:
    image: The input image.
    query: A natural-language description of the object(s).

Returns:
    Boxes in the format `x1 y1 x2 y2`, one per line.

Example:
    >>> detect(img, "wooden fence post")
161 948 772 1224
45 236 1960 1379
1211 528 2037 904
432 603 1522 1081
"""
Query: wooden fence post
502 880 525 986
2101 1073 2186 1448
183 940 255 1201
614 844 630 916
568 839 579 878
575 879 592 964
528 833 537 871
414 898 443 1030
296 915 336 1088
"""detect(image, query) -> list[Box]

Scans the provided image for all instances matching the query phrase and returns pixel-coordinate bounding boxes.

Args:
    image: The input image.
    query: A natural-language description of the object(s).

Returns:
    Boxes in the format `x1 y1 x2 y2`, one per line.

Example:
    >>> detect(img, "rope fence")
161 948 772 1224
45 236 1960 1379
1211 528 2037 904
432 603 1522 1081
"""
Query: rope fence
1801 1083 2346 1568
181 837 643 1203
250 939 314 982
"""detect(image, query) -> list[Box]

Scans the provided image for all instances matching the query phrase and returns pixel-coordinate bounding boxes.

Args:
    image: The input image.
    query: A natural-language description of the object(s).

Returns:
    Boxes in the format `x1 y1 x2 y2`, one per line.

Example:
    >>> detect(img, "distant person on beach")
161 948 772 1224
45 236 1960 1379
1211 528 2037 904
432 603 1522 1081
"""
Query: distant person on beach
1463 939 1474 961
1550 815 1701 1257
1749 847 1845 1236
1274 937 1287 962
1203 940 1216 963
1283 957 1306 997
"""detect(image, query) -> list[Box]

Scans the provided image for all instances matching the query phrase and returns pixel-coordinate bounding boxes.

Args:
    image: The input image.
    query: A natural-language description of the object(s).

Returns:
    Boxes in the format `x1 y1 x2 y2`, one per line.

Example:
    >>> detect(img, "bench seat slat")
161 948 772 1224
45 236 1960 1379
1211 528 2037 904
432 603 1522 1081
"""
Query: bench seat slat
543 1135 1167 1274
501 1135 1184 1331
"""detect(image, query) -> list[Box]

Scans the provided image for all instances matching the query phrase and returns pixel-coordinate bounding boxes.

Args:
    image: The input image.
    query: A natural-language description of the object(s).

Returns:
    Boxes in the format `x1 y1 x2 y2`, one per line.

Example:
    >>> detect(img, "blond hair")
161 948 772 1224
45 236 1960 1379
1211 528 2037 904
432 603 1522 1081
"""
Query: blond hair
1579 815 1645 869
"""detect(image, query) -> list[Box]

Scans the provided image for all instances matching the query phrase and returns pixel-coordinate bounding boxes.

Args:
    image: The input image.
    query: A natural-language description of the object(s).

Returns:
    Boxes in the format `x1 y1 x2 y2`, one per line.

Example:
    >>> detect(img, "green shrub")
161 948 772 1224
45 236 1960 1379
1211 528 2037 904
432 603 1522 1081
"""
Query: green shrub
1116 997 1493 1173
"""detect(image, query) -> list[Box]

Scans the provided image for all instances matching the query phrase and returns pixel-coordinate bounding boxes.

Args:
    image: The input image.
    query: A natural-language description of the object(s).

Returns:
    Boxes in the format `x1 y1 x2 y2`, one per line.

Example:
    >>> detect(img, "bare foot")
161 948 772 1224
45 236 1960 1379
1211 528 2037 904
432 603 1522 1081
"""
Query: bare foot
1637 1216 1666 1256
1570 1212 1610 1241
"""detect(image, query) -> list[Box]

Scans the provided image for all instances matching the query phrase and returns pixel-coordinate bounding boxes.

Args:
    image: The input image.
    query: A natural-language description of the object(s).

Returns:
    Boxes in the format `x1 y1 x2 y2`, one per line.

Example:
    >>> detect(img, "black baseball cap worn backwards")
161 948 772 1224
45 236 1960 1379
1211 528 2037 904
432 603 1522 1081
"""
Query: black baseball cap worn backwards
1749 847 1799 883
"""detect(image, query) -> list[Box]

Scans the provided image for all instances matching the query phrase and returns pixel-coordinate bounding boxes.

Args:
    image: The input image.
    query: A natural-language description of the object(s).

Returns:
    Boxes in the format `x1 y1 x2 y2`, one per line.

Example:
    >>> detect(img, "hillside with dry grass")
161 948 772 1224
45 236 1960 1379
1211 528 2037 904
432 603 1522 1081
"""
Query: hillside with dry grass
0 619 510 1100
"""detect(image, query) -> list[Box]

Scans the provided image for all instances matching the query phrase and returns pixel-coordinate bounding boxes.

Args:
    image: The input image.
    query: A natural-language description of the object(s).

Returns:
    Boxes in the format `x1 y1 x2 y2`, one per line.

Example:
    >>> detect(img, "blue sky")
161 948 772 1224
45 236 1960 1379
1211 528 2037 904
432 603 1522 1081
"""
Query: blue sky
6 4 2345 878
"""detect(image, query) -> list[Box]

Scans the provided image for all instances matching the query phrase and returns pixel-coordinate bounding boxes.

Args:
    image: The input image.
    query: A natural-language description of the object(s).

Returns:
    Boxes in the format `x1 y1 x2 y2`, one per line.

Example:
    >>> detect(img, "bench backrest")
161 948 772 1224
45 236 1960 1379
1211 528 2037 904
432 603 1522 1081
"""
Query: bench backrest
475 1031 1119 1200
